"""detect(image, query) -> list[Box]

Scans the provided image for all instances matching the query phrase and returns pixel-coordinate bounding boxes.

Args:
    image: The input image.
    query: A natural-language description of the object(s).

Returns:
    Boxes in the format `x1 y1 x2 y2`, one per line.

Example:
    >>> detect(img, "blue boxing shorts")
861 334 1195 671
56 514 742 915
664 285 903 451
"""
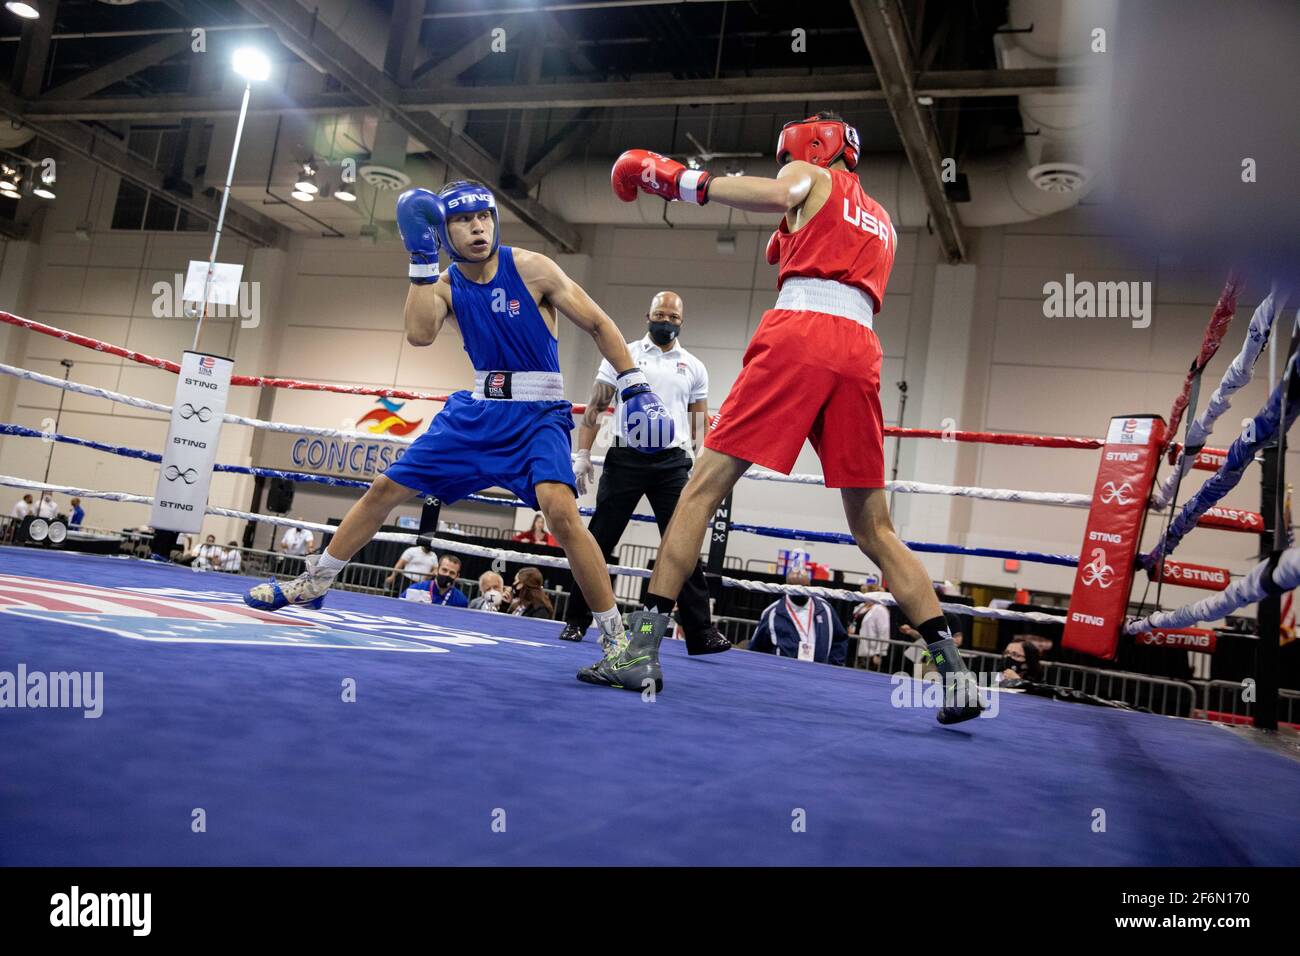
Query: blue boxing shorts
381 390 576 509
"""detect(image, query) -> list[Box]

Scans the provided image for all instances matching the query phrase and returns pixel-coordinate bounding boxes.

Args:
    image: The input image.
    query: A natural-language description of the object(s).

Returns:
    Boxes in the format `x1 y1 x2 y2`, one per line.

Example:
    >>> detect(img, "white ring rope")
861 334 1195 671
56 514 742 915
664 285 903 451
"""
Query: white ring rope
1125 548 1300 634
0 474 1065 625
719 576 1068 623
1152 293 1289 508
0 362 415 445
6 361 1094 508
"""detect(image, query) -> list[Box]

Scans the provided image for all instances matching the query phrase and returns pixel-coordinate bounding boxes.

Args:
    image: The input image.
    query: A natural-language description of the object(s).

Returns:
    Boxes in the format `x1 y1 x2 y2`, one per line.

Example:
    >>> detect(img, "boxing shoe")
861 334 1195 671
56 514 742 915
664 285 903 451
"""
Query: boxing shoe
244 554 332 611
926 636 987 725
684 624 731 656
577 608 668 692
558 622 587 642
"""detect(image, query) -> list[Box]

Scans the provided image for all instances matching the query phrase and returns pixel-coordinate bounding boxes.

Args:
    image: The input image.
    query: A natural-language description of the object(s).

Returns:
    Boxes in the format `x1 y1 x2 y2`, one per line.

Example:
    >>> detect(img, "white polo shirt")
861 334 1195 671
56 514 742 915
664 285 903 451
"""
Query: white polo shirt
280 526 314 556
596 335 708 455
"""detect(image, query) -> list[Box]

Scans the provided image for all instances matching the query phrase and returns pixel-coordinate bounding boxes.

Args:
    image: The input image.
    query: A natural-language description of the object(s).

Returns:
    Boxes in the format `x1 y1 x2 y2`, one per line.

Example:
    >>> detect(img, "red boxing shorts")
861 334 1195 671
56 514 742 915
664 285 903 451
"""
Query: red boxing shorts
704 308 884 487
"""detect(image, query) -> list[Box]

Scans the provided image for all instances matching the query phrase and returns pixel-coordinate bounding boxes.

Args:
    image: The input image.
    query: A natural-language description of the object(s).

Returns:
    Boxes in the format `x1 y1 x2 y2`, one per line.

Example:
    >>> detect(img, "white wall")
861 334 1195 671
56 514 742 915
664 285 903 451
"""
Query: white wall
1 157 1287 620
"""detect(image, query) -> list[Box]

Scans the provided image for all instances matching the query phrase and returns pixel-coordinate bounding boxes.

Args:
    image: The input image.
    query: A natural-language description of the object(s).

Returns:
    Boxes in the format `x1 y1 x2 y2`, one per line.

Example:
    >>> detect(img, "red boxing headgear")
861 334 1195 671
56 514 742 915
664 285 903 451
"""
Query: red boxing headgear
776 115 860 171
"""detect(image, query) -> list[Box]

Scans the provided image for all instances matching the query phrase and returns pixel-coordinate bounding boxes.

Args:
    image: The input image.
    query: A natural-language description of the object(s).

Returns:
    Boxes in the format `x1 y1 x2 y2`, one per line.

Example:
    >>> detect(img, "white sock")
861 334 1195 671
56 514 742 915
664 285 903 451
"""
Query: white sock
593 606 625 649
314 550 348 578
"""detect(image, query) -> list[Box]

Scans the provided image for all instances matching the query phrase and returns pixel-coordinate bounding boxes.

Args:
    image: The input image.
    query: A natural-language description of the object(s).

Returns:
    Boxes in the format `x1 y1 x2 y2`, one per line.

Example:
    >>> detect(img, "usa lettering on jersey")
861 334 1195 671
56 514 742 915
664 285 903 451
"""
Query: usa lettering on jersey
842 198 895 250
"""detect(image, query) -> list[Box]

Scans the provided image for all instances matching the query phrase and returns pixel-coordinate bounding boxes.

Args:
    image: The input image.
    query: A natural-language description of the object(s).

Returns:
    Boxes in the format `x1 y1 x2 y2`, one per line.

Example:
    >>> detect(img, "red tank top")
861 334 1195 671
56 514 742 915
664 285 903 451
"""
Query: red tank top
772 168 897 311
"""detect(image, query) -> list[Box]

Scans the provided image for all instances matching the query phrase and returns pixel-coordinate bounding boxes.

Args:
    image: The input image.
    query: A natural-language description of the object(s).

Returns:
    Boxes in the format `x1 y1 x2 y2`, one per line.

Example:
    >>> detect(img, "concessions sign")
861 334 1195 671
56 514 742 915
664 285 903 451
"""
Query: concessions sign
1063 415 1165 659
149 351 233 533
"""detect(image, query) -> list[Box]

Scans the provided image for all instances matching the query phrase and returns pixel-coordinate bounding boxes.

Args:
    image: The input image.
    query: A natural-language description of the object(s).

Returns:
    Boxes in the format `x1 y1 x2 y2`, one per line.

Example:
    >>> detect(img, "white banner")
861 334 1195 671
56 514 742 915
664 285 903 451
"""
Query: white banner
149 351 234 533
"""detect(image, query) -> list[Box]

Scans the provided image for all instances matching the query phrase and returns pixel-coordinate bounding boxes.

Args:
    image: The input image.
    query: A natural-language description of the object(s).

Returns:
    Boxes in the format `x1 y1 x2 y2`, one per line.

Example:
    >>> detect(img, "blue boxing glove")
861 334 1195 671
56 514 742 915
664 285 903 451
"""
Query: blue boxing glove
618 368 675 452
396 187 444 284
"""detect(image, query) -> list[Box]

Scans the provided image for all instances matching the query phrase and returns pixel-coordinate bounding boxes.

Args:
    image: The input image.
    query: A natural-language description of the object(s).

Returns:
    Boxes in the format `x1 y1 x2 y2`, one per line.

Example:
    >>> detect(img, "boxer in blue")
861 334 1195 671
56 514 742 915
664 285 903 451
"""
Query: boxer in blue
246 181 673 683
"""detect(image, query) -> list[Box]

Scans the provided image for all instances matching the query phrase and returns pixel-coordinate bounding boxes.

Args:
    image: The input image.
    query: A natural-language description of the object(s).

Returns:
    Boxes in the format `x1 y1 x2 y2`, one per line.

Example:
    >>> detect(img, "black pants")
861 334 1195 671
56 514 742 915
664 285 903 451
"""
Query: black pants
567 445 712 633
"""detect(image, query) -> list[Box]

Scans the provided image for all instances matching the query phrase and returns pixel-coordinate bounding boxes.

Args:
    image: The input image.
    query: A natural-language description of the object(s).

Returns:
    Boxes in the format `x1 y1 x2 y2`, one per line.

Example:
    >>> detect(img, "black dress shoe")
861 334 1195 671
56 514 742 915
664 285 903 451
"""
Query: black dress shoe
558 622 587 642
684 625 731 656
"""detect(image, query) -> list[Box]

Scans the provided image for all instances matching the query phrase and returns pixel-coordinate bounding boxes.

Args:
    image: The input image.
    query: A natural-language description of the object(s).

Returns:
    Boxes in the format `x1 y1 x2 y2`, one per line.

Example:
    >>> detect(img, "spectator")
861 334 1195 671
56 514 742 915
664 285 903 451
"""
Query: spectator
9 494 34 520
508 567 553 619
36 493 58 520
512 513 557 547
1000 638 1043 683
69 497 85 528
277 523 315 576
402 555 469 607
278 524 314 557
469 571 507 611
192 534 224 571
749 566 848 665
386 541 438 595
850 583 891 669
219 541 242 573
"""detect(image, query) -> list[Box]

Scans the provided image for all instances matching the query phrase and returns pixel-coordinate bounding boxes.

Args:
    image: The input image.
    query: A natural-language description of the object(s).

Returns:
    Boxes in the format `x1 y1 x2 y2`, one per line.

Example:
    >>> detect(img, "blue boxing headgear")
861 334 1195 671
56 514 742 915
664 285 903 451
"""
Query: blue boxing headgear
437 180 499 262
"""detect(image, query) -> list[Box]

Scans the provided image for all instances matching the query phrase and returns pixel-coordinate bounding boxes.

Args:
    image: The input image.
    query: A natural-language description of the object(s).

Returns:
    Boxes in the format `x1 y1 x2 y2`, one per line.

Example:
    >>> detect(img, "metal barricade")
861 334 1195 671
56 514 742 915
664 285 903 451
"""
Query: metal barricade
1041 662 1197 717
713 615 756 646
1191 680 1300 726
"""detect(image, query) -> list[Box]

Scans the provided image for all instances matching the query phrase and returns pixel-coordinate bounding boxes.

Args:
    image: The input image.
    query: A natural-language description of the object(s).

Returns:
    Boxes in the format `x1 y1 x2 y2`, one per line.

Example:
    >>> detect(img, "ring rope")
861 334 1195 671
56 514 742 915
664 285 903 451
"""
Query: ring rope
1126 548 1300 634
1163 275 1241 443
0 473 1067 626
2 311 1130 452
1153 291 1285 508
0 359 1099 499
0 363 417 444
718 577 1067 623
1142 348 1300 571
2 424 1084 567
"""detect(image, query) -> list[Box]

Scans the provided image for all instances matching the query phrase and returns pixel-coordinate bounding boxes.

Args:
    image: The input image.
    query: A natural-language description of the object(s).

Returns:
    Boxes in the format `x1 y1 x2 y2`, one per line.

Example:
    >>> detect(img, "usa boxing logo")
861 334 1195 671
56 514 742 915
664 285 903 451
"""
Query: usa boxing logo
1099 481 1134 506
485 372 511 400
1081 548 1115 589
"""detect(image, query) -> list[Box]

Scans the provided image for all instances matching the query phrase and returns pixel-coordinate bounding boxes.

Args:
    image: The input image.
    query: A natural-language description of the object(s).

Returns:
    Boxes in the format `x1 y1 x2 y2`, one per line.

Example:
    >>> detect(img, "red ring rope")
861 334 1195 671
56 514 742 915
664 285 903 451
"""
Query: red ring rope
2 311 1110 450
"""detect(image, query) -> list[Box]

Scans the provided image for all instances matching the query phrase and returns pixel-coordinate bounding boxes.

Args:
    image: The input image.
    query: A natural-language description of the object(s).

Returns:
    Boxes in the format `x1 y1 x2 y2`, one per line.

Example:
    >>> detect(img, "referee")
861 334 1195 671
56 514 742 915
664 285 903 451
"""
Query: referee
562 291 730 655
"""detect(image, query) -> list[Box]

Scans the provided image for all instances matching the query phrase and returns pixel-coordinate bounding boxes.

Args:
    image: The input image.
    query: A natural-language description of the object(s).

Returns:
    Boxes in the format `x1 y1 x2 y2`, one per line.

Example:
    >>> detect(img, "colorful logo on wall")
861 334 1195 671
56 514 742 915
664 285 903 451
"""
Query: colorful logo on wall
356 398 422 436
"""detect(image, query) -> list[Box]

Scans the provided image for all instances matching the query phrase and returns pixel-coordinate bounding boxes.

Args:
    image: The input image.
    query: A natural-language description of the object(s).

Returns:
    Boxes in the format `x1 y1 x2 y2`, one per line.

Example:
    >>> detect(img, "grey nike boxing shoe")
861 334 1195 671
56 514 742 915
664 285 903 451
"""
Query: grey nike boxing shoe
576 608 669 692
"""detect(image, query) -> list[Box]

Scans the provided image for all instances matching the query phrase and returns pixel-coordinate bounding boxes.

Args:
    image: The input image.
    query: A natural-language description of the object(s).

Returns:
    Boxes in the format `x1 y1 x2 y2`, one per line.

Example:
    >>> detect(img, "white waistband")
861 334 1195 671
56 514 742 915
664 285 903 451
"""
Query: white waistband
472 370 566 401
775 277 875 328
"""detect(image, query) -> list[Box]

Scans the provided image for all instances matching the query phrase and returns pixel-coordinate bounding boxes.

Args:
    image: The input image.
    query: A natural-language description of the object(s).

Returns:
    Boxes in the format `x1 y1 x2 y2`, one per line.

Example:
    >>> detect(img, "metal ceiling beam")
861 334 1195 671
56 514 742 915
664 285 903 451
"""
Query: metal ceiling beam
384 0 426 85
409 15 531 87
233 0 581 253
0 89 286 249
849 0 966 263
41 33 192 102
10 0 57 98
20 68 1073 121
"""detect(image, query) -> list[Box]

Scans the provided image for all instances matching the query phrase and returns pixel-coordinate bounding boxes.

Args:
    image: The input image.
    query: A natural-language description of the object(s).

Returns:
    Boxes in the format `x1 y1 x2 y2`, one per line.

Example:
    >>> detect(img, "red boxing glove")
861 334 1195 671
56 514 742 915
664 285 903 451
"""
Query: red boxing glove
765 229 781 265
611 149 711 205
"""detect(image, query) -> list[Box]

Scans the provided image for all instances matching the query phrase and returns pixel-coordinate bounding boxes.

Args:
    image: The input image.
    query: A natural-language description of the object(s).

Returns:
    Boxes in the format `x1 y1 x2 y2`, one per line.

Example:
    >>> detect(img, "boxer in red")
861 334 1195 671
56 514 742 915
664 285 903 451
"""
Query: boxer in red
585 112 984 724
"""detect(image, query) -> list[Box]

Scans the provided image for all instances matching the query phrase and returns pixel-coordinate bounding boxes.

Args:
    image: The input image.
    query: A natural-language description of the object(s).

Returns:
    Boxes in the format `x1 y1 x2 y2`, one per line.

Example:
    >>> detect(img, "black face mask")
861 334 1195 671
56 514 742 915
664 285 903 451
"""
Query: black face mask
648 321 679 346
1001 656 1025 675
436 574 454 589
788 593 810 606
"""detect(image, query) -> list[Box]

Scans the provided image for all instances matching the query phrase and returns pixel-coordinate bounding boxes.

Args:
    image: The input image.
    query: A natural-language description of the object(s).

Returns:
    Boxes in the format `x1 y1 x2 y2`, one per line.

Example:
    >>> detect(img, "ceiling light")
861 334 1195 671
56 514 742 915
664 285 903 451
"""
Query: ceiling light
290 189 314 202
334 187 356 202
232 47 271 82
4 3 41 20
294 162 318 194
32 185 55 199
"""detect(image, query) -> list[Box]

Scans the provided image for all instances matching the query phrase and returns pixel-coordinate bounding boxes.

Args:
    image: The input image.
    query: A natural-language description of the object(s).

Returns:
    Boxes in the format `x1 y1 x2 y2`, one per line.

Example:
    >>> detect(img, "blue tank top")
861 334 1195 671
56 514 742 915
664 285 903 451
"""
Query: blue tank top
447 246 560 373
